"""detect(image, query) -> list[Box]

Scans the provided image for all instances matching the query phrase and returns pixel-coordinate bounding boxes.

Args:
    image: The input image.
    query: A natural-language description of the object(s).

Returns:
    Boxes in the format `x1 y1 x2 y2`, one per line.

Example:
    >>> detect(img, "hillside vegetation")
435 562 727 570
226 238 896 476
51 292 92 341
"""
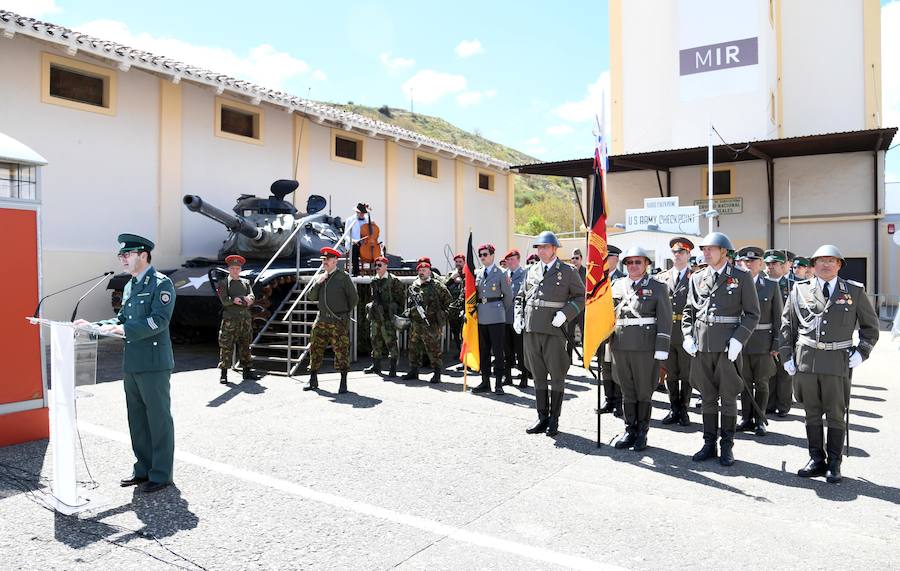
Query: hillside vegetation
334 103 583 235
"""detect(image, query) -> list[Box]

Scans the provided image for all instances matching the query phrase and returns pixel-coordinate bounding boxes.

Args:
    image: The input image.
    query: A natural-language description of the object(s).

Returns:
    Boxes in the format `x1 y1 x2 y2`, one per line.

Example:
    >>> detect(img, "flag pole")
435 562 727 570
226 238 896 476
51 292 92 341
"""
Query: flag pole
708 119 714 234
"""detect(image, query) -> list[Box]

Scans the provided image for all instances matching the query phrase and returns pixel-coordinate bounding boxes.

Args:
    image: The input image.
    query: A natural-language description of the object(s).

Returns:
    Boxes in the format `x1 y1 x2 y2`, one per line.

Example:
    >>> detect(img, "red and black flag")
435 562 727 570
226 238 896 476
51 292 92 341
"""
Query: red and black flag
459 232 480 373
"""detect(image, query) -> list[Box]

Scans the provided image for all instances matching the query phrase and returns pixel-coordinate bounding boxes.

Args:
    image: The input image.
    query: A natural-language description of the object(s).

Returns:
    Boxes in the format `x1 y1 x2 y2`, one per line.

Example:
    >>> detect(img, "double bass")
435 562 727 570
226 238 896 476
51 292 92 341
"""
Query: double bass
357 203 382 264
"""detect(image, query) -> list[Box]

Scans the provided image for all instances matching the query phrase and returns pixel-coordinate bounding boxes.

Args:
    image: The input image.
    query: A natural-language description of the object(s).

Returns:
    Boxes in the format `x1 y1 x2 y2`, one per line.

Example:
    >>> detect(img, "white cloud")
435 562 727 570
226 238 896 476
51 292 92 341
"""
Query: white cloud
402 70 467 104
455 39 483 58
553 71 611 131
3 0 61 18
546 124 574 136
312 70 328 81
74 20 313 91
379 52 416 74
456 89 496 107
525 137 541 146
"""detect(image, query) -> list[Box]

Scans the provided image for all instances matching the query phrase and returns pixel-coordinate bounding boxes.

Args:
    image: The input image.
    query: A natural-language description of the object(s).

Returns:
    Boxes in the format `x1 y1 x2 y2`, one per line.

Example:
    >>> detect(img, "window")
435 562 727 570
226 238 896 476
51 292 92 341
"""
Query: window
0 163 37 201
415 153 438 180
41 53 117 115
330 130 365 165
702 168 734 196
477 170 495 192
215 97 263 144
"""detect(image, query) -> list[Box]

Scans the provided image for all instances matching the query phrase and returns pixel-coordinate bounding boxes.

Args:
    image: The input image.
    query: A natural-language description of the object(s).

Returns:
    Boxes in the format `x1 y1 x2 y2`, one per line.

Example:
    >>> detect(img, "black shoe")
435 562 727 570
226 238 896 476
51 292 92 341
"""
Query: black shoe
526 416 550 434
242 368 261 381
776 409 789 418
661 410 678 425
140 481 171 493
754 422 767 437
735 418 755 432
503 369 513 385
430 370 441 384
494 379 505 395
718 415 737 467
798 425 827 477
402 367 419 380
364 359 382 374
598 400 615 414
219 369 228 384
338 371 348 394
527 390 550 434
632 430 648 451
388 359 397 378
120 475 148 487
692 413 718 462
632 402 651 451
655 383 668 394
613 403 623 418
826 458 843 484
302 371 319 391
677 409 691 427
614 429 637 449
471 379 491 393
798 457 828 478
825 427 844 483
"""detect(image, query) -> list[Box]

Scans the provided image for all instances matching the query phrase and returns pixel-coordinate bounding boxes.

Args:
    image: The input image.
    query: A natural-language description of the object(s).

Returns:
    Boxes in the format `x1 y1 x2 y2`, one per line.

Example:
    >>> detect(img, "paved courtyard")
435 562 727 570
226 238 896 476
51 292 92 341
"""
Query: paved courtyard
2 337 900 570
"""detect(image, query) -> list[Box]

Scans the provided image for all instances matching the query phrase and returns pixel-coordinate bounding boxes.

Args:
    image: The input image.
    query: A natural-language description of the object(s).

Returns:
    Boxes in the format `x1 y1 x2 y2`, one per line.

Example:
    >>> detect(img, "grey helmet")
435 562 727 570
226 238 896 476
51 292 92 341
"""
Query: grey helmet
809 244 845 266
621 246 652 264
533 230 561 248
699 231 734 251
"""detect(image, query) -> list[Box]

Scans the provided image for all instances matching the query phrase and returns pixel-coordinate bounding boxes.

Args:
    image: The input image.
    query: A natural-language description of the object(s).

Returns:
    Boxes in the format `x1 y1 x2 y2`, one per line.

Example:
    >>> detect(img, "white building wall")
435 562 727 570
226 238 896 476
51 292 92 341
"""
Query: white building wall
462 163 510 261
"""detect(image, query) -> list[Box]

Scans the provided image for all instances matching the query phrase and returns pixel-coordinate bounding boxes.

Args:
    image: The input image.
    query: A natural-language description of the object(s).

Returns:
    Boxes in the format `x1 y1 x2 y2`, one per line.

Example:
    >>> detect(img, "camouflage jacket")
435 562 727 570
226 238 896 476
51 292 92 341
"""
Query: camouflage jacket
368 272 406 322
406 277 452 327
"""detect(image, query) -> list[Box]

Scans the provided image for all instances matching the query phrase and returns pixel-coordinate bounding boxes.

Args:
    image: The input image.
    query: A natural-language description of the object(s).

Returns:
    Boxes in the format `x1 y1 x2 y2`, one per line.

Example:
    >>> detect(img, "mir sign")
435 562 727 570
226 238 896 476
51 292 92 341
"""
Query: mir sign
679 37 758 76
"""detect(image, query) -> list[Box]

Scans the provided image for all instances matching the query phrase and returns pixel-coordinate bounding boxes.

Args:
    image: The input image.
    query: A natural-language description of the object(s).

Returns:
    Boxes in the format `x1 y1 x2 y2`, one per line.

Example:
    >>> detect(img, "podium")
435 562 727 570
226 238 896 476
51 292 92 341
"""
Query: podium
27 318 122 515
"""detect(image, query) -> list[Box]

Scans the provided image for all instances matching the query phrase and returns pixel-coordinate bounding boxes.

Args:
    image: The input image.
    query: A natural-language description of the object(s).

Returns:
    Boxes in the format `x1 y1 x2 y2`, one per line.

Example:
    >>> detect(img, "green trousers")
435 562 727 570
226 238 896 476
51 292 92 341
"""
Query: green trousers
124 371 175 484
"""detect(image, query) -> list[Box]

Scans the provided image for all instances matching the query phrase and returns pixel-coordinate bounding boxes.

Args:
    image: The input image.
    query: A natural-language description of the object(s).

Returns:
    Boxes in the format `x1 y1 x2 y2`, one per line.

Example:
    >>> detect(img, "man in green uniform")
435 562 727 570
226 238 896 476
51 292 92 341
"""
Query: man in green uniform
781 245 879 483
403 261 452 383
682 232 760 467
443 253 466 356
597 245 624 417
656 237 694 427
734 247 782 437
216 254 259 384
610 246 673 451
792 257 811 281
514 231 585 437
764 249 794 417
76 234 176 493
304 247 359 394
364 255 405 378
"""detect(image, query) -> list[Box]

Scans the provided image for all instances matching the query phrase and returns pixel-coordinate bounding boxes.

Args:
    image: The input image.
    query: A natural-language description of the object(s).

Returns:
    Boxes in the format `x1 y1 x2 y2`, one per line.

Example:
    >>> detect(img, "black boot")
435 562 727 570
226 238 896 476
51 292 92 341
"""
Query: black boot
546 390 563 436
402 367 419 380
526 390 550 434
219 368 228 384
338 371 348 394
798 425 827 477
364 358 382 374
471 374 491 393
242 367 261 381
503 368 513 385
430 368 441 384
735 415 755 432
303 370 319 391
494 373 505 395
614 404 639 449
825 427 844 483
677 383 692 426
692 413 719 461
518 370 529 388
632 402 651 451
719 415 736 466
388 358 397 378
662 379 680 424
598 379 616 413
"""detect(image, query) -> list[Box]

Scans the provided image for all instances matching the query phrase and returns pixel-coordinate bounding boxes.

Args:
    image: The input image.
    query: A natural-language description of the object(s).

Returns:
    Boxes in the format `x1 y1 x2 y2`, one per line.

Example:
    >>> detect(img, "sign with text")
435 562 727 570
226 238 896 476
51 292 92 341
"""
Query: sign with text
679 37 758 76
644 196 679 209
693 197 743 215
625 205 700 234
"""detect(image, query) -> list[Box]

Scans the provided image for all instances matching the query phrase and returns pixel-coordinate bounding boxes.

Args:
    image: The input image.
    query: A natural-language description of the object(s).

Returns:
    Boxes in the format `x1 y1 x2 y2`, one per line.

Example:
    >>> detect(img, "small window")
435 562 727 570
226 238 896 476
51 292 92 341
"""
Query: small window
416 154 438 179
335 136 361 161
215 97 264 144
703 168 733 196
41 53 117 115
0 162 37 201
477 170 495 192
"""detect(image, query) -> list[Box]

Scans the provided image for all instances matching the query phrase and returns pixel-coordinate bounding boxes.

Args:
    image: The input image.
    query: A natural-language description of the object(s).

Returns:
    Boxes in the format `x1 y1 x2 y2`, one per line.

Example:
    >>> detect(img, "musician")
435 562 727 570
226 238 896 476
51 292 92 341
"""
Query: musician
345 203 370 276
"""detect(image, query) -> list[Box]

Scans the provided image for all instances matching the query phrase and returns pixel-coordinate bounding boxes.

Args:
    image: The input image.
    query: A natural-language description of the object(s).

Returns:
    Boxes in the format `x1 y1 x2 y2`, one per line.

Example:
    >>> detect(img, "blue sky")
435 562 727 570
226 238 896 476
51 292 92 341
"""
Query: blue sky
5 0 898 180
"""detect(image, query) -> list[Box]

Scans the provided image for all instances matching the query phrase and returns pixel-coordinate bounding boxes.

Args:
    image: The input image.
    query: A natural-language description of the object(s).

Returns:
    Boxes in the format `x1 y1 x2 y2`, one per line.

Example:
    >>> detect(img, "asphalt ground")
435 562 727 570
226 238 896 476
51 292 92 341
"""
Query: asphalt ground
2 337 900 570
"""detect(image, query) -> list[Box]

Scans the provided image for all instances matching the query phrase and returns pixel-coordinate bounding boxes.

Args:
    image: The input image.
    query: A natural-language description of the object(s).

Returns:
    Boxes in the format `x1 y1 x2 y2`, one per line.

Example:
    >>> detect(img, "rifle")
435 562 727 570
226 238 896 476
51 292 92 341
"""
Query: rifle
408 287 429 326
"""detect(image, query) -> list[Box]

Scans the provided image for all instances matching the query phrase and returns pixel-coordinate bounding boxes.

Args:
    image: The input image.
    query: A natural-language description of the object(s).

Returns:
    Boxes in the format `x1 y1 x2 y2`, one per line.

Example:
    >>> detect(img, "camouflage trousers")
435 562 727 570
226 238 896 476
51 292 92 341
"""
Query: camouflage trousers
369 318 398 359
218 316 252 369
309 319 351 372
408 321 443 368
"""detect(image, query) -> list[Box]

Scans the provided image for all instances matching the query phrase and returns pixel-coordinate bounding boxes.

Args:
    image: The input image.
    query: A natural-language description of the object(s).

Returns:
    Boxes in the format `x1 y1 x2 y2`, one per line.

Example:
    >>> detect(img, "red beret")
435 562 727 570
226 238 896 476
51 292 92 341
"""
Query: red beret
225 254 246 266
374 256 388 264
417 256 431 264
320 247 341 258
504 249 520 260
477 243 495 254
453 253 465 261
416 261 431 271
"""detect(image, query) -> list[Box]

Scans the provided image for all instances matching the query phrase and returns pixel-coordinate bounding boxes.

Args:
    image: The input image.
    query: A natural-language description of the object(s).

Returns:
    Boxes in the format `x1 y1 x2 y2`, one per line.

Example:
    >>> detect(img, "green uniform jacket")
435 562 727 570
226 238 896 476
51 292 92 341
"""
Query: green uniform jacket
406 277 452 327
217 276 254 319
682 263 760 352
368 272 405 322
308 269 359 324
98 266 176 373
514 258 585 337
656 266 691 346
779 277 879 375
745 274 783 355
610 274 673 353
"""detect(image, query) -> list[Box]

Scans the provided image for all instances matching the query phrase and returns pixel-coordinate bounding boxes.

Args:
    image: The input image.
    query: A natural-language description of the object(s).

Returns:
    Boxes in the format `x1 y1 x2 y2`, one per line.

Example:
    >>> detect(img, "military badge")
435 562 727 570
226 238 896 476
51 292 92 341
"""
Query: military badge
160 291 172 305
557 272 562 281
642 289 652 296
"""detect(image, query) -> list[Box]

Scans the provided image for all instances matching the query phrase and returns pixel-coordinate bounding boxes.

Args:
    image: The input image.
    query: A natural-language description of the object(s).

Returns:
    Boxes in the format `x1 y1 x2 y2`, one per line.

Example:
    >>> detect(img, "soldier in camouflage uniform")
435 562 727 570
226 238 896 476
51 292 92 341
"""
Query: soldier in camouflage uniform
304 247 359 394
216 254 259 384
403 261 452 383
364 255 406 378
443 253 466 355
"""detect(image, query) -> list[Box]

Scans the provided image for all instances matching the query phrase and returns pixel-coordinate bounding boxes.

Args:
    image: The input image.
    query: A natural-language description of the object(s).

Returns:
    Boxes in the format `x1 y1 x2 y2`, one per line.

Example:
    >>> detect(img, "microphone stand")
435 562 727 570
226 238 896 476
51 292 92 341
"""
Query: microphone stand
70 272 115 322
32 271 115 319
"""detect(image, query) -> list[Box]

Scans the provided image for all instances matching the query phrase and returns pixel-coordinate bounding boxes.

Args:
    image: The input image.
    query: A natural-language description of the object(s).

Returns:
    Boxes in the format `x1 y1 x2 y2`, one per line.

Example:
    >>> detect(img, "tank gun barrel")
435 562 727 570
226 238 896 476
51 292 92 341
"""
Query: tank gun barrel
183 195 263 241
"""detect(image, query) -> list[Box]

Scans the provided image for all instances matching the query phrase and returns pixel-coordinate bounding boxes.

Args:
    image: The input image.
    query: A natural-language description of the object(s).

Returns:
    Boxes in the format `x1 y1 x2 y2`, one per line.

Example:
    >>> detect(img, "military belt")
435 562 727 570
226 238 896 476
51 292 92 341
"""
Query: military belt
701 315 741 324
754 323 772 331
616 317 657 326
672 313 683 321
479 296 504 304
527 300 566 309
797 336 853 351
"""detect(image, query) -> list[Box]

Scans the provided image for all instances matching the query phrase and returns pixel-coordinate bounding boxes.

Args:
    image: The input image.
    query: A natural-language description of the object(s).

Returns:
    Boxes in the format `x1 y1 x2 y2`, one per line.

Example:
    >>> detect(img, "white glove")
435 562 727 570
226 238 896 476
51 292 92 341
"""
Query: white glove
682 336 698 357
551 311 566 328
513 316 524 335
654 350 669 361
726 338 742 362
783 358 797 376
848 350 863 369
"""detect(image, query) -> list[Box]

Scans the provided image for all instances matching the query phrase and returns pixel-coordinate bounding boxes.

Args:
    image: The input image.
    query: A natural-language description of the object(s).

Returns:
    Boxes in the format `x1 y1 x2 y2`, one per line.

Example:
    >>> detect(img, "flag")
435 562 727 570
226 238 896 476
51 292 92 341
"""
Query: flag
459 232 480 373
582 129 616 368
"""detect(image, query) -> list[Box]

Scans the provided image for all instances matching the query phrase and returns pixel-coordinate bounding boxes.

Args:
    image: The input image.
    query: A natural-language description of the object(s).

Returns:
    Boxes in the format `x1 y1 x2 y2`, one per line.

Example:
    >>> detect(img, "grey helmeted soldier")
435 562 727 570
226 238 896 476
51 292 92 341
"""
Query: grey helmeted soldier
610 246 673 451
780 245 879 483
682 232 760 467
514 231 585 436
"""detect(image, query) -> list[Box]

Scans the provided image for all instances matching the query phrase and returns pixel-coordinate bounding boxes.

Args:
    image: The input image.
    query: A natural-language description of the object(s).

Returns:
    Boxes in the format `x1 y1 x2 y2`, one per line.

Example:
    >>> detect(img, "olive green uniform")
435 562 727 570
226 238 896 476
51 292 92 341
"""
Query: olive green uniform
216 276 254 370
368 272 405 359
767 275 795 414
406 277 452 368
308 269 359 372
740 274 782 426
656 266 693 419
97 266 176 484
443 269 465 353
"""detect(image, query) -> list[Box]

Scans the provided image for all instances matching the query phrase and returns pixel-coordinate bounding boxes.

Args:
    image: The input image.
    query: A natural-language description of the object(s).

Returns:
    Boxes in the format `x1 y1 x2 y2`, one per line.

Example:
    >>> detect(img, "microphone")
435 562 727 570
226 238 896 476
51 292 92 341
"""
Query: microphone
70 272 116 322
33 271 115 319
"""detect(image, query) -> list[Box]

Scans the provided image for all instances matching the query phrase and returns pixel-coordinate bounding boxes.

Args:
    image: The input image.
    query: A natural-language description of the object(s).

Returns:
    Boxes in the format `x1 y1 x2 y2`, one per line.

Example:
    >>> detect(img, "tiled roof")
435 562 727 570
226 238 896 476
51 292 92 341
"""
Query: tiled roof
0 10 509 170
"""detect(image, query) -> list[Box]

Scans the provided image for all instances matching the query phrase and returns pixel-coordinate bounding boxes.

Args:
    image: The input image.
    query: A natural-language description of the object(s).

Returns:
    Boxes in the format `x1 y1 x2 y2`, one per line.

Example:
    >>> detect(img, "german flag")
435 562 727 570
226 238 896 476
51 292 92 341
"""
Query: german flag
582 132 615 368
459 232 480 376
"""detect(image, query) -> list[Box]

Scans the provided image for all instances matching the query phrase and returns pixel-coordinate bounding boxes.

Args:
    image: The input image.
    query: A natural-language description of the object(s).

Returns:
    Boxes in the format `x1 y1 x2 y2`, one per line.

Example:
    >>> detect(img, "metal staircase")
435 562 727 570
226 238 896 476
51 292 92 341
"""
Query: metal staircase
250 280 318 376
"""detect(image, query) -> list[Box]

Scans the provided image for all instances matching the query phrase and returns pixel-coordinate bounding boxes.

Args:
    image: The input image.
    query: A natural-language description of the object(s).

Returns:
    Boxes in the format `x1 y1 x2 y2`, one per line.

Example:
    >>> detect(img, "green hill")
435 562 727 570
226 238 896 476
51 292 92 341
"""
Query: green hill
333 103 583 236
